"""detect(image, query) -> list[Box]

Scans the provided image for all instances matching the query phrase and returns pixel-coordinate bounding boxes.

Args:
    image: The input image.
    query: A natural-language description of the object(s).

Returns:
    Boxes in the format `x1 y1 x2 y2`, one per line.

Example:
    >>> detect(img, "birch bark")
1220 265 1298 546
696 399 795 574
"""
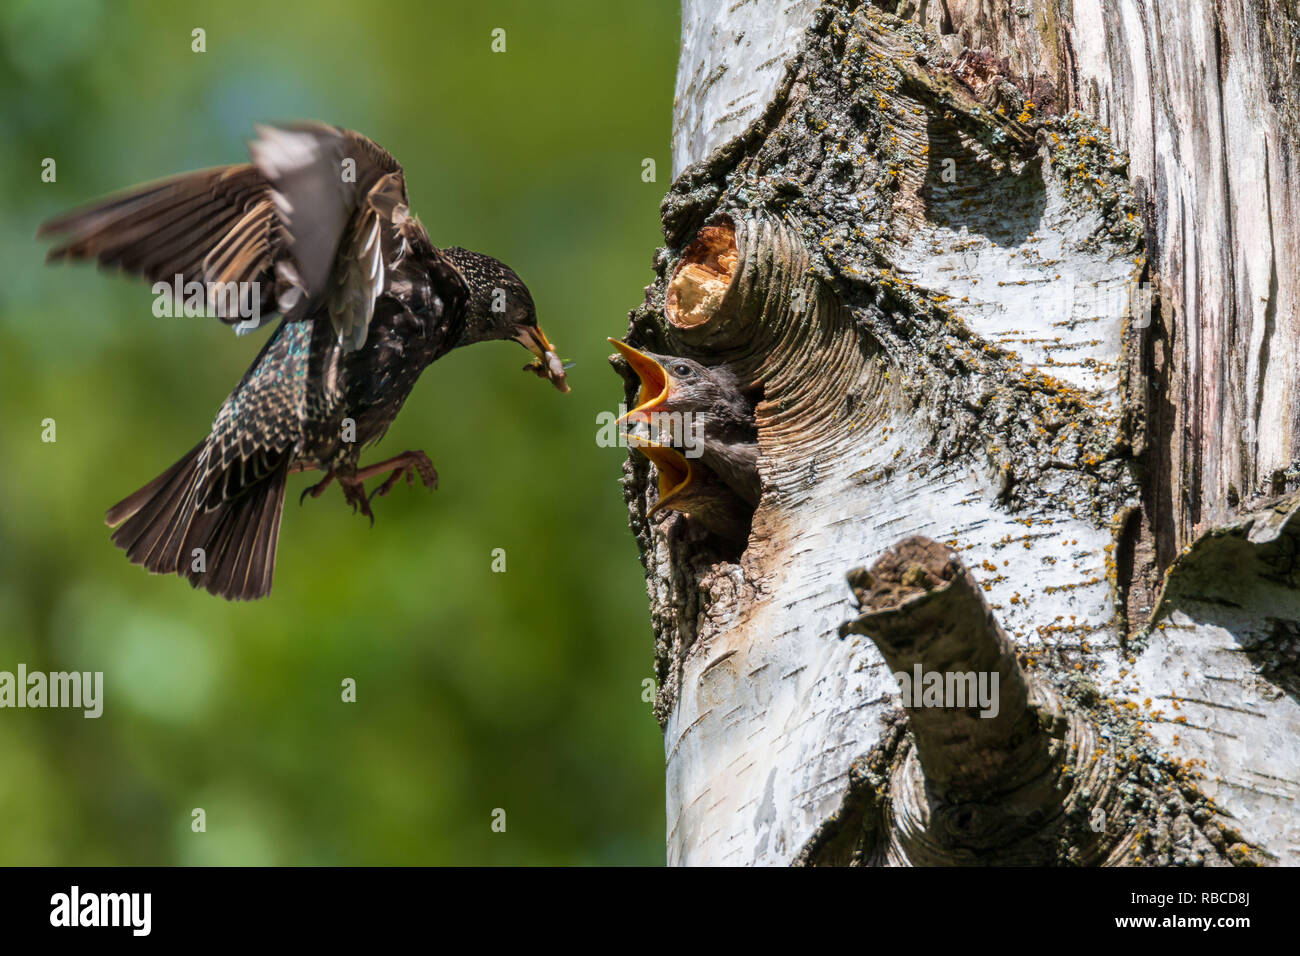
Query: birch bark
632 0 1299 866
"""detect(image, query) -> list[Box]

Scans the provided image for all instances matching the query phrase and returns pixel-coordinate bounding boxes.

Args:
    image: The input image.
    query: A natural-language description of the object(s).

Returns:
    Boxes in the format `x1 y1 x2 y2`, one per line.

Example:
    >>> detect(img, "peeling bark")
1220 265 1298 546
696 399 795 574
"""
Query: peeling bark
622 0 1300 865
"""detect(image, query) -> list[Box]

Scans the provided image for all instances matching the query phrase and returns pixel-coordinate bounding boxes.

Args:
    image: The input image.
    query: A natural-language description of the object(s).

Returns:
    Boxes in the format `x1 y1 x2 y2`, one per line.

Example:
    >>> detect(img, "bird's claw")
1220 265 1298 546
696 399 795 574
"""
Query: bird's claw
371 451 438 499
340 480 375 527
328 452 439 525
299 471 336 506
409 451 439 491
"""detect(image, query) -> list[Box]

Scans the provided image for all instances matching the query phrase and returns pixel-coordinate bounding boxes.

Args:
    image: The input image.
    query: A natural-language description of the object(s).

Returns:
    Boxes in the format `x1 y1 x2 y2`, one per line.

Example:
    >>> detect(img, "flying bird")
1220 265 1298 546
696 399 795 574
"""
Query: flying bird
609 339 759 505
39 122 569 600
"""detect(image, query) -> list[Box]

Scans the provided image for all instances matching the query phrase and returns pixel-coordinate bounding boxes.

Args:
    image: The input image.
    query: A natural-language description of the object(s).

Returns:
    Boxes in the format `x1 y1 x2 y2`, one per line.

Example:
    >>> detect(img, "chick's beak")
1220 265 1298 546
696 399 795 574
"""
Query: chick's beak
627 437 694 515
609 338 672 424
517 325 570 393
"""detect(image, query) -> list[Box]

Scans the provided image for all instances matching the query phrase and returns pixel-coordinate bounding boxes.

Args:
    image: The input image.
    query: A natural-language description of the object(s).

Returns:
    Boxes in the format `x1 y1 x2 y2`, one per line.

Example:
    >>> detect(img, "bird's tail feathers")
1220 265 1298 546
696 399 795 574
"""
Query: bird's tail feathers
106 441 288 601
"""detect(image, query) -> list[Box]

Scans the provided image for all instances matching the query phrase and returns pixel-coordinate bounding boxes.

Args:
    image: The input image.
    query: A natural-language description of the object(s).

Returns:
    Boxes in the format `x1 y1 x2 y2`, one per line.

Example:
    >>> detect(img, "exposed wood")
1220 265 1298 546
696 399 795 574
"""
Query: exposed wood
666 224 739 328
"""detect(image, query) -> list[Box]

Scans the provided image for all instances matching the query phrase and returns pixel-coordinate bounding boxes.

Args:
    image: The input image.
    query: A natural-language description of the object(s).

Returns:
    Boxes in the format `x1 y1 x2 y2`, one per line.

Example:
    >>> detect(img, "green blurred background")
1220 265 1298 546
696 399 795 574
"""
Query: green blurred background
0 0 677 864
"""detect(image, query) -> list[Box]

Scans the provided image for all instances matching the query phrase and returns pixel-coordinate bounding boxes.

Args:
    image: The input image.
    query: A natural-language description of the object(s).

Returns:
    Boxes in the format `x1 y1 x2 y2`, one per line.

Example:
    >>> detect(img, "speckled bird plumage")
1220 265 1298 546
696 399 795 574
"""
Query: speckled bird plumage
39 122 568 600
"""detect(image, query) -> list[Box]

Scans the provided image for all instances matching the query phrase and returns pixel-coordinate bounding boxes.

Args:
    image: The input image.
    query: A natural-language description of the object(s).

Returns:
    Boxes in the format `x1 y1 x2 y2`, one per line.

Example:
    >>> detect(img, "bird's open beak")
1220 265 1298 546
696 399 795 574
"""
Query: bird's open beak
517 325 570 393
609 338 671 424
627 436 693 515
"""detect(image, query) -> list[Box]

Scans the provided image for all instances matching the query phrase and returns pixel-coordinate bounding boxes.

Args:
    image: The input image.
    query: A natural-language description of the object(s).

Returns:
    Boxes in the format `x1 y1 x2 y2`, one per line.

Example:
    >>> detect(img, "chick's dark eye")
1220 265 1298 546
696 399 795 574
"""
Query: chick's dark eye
673 363 692 376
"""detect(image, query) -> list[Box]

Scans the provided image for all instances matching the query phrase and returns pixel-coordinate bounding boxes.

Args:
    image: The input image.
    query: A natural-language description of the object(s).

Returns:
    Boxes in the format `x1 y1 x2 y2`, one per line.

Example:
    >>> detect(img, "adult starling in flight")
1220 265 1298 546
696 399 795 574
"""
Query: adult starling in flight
609 340 759 505
39 122 569 600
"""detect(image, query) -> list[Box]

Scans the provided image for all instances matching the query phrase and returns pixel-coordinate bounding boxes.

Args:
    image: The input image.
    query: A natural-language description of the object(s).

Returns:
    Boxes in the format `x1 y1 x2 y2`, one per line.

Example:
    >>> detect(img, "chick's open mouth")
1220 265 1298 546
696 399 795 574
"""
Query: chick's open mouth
609 338 670 423
626 436 693 515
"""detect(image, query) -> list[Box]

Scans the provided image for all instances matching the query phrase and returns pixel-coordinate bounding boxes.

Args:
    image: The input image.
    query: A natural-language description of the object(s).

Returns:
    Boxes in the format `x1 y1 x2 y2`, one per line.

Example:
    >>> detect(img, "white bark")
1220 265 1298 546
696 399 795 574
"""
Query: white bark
655 0 1300 866
931 0 1300 531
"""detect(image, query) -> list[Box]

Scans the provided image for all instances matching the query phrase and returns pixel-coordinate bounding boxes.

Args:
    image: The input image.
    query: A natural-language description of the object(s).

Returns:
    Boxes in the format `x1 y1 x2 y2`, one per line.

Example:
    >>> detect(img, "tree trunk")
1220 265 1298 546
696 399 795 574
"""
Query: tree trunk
619 0 1300 865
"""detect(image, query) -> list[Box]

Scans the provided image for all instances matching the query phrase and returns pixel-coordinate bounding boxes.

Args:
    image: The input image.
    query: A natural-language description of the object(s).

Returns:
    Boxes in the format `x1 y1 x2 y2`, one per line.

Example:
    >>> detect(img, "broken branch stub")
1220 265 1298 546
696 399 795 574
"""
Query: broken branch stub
840 536 1058 806
840 536 1112 863
832 535 1254 866
660 212 891 472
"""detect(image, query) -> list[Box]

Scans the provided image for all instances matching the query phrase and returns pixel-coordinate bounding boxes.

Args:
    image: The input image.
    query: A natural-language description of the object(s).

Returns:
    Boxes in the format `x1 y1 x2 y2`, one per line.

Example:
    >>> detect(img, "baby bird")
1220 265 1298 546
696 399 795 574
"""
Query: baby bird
609 339 760 545
625 437 752 545
609 339 760 505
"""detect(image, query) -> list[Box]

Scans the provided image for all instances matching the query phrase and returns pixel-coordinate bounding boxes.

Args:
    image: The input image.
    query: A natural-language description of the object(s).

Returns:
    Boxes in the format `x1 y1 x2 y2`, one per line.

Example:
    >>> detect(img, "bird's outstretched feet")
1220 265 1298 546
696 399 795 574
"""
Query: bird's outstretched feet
357 450 439 499
298 451 438 525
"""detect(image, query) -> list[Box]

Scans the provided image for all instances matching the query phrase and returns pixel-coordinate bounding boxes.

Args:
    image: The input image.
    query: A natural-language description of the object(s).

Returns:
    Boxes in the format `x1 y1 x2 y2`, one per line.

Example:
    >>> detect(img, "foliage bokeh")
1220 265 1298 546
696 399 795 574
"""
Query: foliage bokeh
0 0 676 864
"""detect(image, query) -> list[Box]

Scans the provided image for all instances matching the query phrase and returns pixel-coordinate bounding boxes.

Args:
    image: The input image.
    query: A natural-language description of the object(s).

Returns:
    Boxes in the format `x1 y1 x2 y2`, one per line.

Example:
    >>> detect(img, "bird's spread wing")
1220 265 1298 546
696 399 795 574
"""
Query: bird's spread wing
39 122 413 348
248 123 411 350
37 163 285 329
